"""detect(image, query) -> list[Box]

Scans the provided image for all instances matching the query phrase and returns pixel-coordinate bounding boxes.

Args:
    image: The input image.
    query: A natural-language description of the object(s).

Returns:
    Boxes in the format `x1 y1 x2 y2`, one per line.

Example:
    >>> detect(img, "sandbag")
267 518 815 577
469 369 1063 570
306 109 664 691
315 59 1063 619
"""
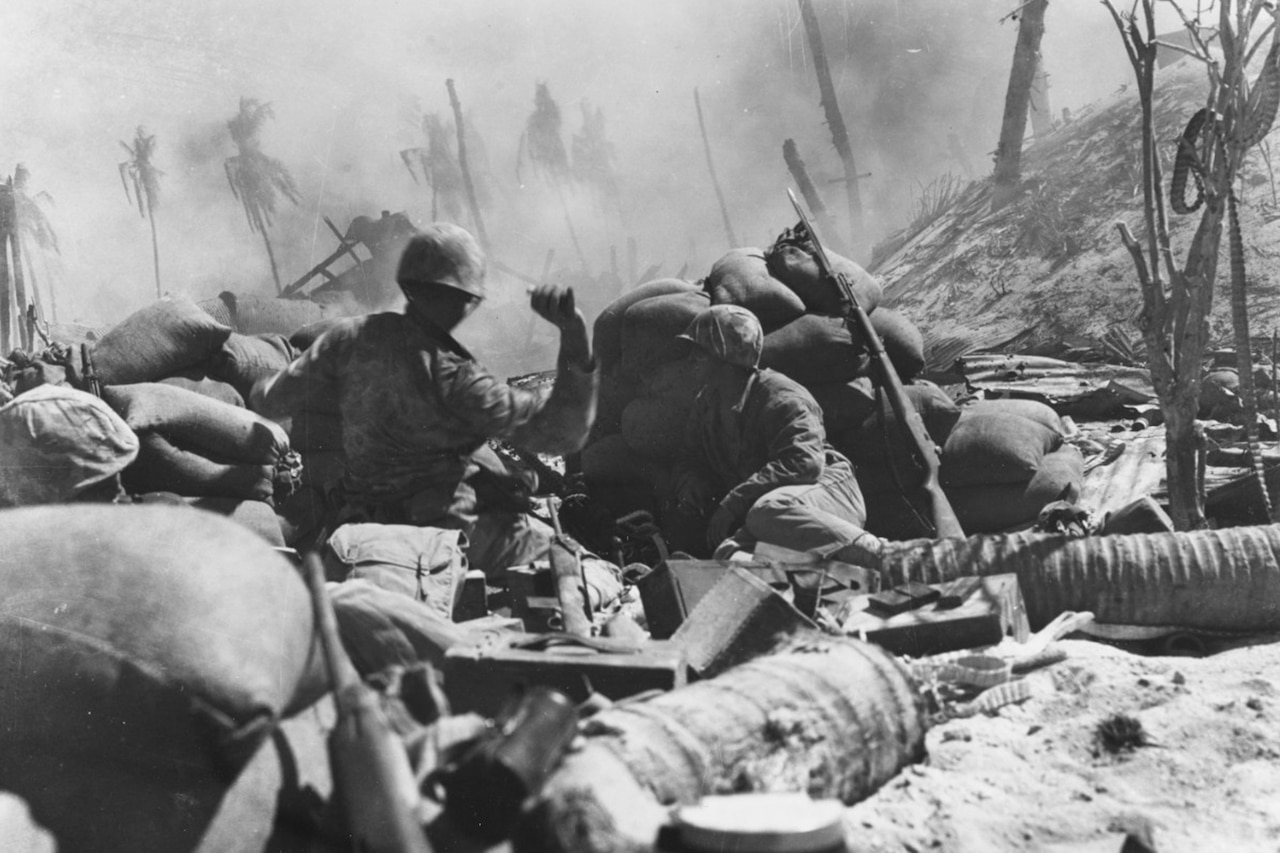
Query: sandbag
808 377 877 432
642 354 705 405
836 380 960 482
157 369 245 408
324 523 468 623
940 408 1063 487
619 290 710 377
201 292 356 337
0 385 139 507
185 496 287 546
594 279 699 372
960 397 1064 433
92 295 233 385
123 432 274 500
591 370 641 441
1200 368 1241 419
764 240 883 316
760 314 871 386
208 332 295 399
871 307 925 382
621 395 688 462
0 504 324 853
944 445 1084 533
103 382 289 464
704 248 806 333
330 579 513 675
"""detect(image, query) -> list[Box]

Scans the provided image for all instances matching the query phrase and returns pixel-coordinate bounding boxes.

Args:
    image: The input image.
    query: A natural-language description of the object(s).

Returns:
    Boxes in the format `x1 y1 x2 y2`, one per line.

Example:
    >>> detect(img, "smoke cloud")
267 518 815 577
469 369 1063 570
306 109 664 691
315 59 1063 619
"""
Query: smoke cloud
0 0 1165 371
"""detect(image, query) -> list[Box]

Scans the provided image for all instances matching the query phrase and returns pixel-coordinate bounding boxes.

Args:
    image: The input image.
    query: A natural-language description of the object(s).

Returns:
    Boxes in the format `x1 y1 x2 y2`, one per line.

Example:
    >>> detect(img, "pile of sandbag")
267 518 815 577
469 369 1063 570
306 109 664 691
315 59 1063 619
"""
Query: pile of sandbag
82 294 353 545
939 398 1084 534
834 380 963 539
582 234 925 516
0 504 327 852
835 393 1084 538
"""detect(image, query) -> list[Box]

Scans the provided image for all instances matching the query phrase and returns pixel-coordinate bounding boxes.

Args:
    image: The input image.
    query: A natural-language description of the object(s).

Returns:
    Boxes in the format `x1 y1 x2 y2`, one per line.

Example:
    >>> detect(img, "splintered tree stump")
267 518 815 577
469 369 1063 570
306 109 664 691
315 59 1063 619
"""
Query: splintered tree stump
518 633 927 853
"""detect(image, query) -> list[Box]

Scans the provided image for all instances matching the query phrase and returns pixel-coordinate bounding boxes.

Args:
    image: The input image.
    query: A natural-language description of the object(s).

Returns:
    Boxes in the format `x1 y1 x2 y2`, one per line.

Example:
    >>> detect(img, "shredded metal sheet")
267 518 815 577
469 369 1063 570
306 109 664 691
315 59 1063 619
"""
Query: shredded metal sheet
956 353 1156 417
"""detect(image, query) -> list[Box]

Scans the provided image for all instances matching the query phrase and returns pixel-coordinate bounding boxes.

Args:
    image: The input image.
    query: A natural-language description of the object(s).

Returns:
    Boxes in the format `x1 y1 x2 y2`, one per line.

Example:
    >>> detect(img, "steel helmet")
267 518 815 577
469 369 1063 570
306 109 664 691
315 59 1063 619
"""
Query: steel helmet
395 222 487 300
678 304 763 369
0 384 139 507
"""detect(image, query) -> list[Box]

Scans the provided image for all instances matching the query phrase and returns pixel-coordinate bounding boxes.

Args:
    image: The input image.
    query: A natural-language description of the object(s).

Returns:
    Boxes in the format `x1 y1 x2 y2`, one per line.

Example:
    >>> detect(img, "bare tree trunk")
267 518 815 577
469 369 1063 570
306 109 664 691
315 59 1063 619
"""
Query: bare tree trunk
0 236 11 354
797 0 866 260
783 138 844 254
446 78 489 253
1228 190 1274 520
992 0 1048 211
1107 0 1215 530
10 222 29 351
261 227 281 295
693 87 738 248
149 209 161 299
1029 60 1054 142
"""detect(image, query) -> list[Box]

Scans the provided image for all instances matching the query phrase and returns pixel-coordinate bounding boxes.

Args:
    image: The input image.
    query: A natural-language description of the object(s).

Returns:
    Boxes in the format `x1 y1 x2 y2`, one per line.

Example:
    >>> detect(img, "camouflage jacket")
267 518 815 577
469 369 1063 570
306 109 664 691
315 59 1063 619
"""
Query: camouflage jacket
685 367 847 521
254 311 597 524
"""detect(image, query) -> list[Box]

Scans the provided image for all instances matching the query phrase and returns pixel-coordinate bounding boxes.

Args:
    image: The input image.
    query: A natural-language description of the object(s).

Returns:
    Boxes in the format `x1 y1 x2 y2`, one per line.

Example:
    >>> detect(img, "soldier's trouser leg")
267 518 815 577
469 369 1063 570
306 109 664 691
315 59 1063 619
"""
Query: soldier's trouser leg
738 461 884 566
465 511 624 609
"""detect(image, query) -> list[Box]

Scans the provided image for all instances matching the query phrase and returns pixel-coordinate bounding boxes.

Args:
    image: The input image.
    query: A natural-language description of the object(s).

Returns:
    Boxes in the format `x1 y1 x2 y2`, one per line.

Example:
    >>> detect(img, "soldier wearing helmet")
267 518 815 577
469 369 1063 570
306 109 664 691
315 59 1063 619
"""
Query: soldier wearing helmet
672 305 882 564
252 223 620 602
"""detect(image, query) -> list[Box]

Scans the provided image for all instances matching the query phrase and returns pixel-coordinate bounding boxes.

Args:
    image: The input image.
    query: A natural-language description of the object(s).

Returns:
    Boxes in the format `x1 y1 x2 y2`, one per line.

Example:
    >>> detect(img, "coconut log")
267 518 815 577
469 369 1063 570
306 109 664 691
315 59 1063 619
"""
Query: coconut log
879 524 1280 632
516 634 927 853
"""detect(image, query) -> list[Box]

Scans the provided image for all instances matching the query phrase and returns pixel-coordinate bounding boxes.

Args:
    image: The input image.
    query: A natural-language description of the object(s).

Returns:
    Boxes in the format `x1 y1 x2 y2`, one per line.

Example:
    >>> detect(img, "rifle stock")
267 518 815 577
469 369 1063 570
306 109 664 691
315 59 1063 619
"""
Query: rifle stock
785 190 964 539
546 498 594 637
303 553 434 853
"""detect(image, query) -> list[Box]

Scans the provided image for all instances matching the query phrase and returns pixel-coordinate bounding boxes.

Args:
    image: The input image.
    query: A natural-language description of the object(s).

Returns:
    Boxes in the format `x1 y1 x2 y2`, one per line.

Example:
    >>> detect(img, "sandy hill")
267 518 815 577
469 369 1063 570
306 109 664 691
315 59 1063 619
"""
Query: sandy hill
872 58 1280 373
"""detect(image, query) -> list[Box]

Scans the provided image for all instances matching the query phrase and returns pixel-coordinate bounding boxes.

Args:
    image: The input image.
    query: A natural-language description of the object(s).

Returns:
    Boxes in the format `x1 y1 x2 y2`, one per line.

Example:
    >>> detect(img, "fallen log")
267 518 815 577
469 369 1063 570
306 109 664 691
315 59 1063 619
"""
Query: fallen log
517 633 926 853
879 524 1280 632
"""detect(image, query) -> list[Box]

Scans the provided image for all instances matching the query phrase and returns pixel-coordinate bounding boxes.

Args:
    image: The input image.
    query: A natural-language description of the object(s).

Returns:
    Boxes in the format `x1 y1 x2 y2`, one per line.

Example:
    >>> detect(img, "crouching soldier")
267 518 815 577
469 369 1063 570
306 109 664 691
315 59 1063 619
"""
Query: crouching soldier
671 305 884 565
252 223 621 607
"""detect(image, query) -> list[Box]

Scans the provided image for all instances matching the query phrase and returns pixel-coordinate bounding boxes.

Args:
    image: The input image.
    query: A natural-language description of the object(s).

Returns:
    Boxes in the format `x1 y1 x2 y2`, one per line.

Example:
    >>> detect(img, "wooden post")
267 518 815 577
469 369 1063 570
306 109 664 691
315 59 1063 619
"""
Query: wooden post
797 0 866 260
991 0 1049 211
446 78 489 253
693 87 739 248
626 237 637 288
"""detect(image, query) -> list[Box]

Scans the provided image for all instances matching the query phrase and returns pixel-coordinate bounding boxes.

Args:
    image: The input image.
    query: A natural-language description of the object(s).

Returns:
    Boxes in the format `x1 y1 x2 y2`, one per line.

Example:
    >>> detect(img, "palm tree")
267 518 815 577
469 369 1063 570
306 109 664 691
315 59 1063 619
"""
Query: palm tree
571 99 621 215
0 165 58 352
223 97 301 293
119 126 164 299
518 82 587 270
400 112 465 221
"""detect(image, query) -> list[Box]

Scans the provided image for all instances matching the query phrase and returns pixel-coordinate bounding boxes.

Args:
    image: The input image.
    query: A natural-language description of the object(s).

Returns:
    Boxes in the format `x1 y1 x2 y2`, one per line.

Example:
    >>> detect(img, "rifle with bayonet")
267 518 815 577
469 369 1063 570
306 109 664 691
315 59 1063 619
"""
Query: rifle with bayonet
786 189 964 539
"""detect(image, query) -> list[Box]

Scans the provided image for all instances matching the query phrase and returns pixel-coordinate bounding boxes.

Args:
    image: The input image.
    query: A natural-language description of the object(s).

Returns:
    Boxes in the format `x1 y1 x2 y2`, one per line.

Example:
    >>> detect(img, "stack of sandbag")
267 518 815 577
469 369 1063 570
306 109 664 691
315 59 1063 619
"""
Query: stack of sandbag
197 290 359 337
939 398 1084 534
703 247 805 333
720 233 926 428
0 504 327 852
833 380 963 539
590 277 707 441
88 295 240 401
103 382 290 503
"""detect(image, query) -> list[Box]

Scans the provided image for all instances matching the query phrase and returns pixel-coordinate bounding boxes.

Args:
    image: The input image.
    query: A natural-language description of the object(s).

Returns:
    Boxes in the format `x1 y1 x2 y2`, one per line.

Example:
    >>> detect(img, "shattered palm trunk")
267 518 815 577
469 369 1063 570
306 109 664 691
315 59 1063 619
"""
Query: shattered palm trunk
879 523 1280 632
517 635 926 853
